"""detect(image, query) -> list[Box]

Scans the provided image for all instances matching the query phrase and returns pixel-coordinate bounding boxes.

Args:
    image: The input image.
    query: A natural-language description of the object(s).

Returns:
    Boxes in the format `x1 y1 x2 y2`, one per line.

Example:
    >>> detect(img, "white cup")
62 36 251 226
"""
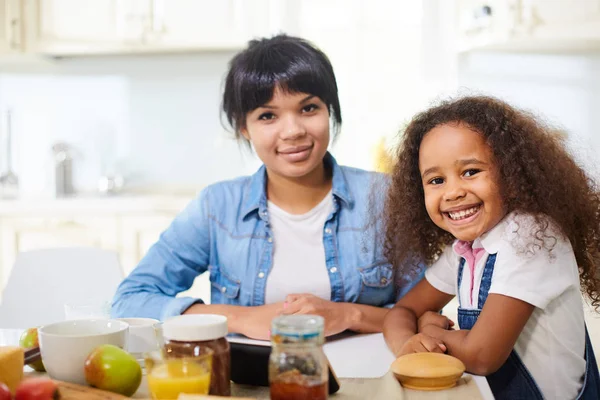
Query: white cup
116 318 161 355
38 319 129 385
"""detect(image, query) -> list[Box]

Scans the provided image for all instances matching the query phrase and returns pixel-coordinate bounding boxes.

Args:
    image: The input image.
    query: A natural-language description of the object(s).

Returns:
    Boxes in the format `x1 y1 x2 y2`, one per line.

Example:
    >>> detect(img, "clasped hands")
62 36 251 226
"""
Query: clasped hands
241 293 351 340
397 311 454 356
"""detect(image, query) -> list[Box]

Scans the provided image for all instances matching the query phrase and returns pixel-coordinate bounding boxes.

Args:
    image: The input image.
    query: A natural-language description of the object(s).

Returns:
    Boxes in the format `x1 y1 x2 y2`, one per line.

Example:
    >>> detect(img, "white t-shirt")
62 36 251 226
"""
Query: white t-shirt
264 190 333 304
426 212 586 400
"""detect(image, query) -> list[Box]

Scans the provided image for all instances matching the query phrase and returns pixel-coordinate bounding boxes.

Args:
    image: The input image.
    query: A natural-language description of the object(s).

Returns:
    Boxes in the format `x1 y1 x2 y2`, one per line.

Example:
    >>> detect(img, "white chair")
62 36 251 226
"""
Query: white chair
0 247 124 329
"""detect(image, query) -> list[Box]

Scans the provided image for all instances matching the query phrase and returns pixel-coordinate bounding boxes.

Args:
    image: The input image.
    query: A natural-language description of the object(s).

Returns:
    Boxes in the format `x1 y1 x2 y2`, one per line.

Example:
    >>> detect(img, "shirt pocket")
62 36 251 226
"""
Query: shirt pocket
357 261 395 306
210 268 241 302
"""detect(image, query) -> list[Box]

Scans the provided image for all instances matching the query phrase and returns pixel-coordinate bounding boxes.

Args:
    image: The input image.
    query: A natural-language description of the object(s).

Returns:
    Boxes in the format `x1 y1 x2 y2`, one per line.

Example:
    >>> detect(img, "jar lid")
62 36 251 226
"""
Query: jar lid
163 314 228 341
271 315 324 343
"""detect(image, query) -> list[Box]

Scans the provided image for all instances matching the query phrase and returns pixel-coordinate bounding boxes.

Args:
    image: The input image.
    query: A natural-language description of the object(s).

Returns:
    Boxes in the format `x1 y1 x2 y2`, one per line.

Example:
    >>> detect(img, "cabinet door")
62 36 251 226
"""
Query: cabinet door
147 0 247 50
524 0 600 41
119 214 173 275
34 0 149 54
0 0 23 54
0 216 119 289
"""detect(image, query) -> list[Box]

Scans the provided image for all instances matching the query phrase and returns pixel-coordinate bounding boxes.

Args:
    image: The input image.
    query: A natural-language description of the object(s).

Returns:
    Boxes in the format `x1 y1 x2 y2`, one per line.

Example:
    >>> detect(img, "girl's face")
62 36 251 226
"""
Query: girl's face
418 123 506 242
242 86 330 182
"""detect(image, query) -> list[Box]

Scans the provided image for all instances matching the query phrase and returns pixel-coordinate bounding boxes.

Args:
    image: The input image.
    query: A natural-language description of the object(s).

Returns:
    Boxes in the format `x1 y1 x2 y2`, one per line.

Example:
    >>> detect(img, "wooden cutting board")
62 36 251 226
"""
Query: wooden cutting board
56 381 132 400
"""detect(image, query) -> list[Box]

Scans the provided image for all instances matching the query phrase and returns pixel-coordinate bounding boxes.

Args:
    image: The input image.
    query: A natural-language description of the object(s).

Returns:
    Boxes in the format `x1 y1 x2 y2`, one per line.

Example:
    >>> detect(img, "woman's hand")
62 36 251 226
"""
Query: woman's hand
237 302 285 340
397 333 447 356
280 294 352 336
418 311 454 332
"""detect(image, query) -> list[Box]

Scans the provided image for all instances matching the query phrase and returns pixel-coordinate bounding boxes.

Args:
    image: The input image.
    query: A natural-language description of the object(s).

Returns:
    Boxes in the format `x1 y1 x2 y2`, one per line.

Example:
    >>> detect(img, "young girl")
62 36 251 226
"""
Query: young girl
112 34 421 340
382 96 600 399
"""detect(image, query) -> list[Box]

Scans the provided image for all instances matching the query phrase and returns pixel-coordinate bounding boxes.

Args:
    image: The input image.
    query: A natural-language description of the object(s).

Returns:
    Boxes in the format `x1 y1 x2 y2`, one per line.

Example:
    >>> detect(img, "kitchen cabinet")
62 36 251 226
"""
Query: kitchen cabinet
0 0 24 54
32 0 149 55
31 0 277 56
0 215 120 288
0 196 191 289
119 214 173 275
457 0 600 52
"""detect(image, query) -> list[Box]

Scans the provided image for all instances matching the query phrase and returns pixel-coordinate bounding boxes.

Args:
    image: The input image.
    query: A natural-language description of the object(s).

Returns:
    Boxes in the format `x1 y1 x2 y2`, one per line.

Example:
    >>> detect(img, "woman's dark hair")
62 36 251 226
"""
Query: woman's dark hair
384 95 600 309
222 34 342 145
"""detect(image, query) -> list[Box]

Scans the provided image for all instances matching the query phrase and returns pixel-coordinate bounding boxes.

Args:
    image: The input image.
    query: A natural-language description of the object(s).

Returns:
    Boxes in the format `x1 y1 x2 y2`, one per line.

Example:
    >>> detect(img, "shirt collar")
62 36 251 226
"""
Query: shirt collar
452 212 512 256
241 152 354 219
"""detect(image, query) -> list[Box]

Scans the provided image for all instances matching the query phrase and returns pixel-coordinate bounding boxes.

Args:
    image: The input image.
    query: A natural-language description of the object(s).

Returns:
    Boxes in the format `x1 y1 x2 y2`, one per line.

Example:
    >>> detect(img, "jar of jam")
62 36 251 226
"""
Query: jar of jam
269 315 328 400
162 314 231 396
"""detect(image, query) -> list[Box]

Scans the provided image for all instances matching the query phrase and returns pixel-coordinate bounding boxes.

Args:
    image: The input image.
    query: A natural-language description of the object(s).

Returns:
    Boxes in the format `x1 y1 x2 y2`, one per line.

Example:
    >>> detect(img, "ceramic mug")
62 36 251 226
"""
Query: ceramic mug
116 317 161 355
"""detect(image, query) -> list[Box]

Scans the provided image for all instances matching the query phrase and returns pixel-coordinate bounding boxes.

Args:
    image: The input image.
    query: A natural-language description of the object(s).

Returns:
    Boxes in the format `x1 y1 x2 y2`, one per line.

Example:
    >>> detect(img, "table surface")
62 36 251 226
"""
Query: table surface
1 328 494 400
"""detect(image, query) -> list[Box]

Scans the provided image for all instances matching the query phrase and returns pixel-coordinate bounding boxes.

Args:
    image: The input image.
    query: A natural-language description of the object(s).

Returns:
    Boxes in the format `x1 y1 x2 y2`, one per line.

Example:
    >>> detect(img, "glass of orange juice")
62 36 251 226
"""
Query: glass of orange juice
145 348 213 399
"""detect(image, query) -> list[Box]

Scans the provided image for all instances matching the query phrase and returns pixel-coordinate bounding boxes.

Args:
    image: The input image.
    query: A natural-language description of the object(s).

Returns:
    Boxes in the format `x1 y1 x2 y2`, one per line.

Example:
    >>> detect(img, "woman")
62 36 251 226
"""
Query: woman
112 34 422 339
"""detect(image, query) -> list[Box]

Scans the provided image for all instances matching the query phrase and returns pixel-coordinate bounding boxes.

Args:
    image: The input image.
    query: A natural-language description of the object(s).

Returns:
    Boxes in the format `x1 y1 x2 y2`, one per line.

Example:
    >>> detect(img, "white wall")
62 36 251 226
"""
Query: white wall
0 53 262 197
457 52 600 176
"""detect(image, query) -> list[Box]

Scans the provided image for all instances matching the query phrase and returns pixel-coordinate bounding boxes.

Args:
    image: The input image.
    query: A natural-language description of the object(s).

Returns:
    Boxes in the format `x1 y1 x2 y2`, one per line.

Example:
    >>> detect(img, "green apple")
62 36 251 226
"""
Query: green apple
84 344 142 397
19 328 45 372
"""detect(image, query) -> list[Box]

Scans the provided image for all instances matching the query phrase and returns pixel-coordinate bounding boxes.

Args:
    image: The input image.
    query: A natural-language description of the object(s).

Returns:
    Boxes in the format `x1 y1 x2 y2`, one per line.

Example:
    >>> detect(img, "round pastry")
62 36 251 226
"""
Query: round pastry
391 353 466 391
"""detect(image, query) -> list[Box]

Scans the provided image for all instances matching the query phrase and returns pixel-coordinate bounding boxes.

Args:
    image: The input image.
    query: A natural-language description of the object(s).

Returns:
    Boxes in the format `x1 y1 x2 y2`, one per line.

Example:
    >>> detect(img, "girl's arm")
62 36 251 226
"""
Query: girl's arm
383 279 454 356
421 294 534 375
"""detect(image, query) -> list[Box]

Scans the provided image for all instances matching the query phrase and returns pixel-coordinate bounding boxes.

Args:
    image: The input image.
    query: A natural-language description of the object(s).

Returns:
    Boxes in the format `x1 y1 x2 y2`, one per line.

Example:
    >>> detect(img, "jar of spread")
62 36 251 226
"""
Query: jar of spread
162 314 231 396
269 315 328 400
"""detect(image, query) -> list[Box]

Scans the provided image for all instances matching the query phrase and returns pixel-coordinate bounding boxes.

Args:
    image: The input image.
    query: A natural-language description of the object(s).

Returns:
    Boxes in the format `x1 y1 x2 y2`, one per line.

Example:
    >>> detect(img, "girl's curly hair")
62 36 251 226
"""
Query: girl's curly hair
384 95 600 309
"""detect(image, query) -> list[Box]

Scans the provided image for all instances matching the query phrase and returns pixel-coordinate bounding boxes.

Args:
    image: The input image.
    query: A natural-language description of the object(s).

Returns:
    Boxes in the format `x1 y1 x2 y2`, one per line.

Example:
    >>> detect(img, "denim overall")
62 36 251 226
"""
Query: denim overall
457 254 600 399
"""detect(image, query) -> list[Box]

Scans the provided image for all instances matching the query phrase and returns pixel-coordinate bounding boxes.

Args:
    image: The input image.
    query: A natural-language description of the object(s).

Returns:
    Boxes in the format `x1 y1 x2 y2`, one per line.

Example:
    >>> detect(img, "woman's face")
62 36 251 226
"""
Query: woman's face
242 86 330 181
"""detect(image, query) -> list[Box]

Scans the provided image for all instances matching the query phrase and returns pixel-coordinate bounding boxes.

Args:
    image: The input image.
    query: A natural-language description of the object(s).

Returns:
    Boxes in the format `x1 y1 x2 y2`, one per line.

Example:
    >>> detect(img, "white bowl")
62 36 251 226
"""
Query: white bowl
38 319 129 385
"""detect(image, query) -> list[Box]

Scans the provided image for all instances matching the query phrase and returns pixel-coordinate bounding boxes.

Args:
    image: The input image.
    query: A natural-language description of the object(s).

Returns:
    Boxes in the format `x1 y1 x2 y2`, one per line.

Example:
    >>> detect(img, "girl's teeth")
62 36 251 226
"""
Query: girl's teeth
448 206 479 220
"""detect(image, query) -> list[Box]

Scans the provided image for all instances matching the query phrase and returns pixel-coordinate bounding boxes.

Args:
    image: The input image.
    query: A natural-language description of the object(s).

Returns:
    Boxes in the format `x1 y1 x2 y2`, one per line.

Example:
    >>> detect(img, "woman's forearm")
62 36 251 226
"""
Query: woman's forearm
183 303 245 331
342 303 390 333
184 302 283 340
383 307 419 356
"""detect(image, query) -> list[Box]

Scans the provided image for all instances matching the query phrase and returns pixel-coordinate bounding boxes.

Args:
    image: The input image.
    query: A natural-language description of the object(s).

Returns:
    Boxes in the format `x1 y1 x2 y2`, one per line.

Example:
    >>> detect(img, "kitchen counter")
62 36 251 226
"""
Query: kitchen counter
0 194 196 215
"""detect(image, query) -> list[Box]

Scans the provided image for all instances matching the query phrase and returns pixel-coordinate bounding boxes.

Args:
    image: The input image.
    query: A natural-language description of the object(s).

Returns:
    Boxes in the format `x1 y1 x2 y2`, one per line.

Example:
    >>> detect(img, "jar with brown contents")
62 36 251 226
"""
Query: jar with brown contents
162 314 231 396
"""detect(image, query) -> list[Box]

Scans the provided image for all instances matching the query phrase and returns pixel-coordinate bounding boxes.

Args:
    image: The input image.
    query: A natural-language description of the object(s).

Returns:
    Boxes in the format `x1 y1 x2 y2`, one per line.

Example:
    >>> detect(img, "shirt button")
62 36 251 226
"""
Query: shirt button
258 272 265 278
221 287 227 293
267 237 273 243
330 267 337 273
324 228 332 234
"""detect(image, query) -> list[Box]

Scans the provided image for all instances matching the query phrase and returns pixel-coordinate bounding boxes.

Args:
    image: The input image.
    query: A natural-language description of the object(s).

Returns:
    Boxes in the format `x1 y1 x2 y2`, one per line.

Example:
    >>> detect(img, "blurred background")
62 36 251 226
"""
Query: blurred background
0 0 599 296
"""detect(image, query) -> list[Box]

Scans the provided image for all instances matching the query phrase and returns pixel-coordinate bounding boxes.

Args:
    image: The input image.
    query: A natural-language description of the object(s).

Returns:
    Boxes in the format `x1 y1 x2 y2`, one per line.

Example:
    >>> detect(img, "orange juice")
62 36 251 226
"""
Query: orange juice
147 359 211 399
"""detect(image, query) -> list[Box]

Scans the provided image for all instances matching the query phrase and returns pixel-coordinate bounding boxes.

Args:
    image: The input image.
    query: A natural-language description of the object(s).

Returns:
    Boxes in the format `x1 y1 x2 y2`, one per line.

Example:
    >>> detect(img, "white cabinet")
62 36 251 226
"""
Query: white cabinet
0 196 192 292
0 0 24 54
119 214 173 275
33 0 149 54
145 0 246 51
457 0 600 52
31 0 277 56
0 215 120 288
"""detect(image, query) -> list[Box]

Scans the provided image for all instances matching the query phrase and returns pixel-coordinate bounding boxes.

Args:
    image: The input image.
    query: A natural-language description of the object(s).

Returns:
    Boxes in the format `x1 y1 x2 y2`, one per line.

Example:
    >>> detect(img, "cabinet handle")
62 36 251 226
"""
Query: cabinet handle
151 0 165 34
10 18 20 50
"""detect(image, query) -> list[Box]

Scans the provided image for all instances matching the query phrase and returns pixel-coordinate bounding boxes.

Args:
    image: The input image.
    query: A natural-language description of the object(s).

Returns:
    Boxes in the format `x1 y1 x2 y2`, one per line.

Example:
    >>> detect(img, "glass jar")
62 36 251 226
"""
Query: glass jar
162 314 231 396
269 315 328 400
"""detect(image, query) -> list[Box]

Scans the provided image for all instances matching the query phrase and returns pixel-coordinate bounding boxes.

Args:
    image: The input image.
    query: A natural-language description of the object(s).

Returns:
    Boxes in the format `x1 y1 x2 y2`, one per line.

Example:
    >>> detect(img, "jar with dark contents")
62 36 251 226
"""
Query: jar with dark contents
162 314 231 396
269 315 328 400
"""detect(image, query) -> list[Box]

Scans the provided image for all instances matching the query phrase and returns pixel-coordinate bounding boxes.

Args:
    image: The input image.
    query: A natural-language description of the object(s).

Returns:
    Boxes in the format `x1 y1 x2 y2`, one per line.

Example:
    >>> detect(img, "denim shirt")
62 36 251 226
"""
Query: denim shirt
112 153 422 321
